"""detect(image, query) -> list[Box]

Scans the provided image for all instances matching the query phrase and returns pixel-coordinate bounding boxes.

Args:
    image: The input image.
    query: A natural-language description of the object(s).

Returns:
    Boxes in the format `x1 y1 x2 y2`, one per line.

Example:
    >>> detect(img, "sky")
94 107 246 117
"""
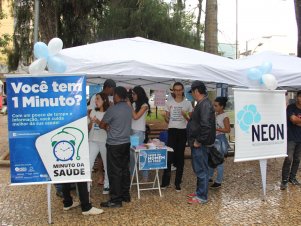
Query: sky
184 0 298 56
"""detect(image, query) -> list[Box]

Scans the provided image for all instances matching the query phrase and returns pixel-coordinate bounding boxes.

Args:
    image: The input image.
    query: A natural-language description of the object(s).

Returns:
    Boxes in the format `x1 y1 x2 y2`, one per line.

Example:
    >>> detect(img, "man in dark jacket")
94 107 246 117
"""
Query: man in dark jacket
187 81 216 204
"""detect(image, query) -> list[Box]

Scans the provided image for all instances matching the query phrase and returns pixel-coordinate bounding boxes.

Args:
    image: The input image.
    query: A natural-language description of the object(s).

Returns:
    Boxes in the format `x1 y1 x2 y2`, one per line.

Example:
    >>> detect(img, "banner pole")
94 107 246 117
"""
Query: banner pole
47 184 52 224
259 159 267 201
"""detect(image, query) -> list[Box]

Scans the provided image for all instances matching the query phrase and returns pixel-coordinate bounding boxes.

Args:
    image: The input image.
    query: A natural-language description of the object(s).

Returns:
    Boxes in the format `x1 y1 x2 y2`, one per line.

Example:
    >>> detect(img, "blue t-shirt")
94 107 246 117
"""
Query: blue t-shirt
287 103 301 142
102 101 132 145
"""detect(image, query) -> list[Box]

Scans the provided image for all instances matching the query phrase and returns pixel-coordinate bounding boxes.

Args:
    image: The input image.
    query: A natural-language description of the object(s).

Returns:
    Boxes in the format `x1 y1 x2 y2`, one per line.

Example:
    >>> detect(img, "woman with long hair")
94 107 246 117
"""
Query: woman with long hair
88 92 110 194
129 86 151 181
161 82 193 191
209 96 231 189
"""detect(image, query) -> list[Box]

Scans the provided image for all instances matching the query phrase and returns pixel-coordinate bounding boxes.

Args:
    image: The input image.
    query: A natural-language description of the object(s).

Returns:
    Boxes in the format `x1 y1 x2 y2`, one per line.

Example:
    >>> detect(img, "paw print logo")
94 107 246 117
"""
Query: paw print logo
237 105 261 133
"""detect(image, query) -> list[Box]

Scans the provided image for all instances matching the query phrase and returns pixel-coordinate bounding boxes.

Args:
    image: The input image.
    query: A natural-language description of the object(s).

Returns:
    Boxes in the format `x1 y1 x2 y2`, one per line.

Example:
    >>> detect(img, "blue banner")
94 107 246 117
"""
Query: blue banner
139 149 167 170
7 75 90 184
89 84 102 98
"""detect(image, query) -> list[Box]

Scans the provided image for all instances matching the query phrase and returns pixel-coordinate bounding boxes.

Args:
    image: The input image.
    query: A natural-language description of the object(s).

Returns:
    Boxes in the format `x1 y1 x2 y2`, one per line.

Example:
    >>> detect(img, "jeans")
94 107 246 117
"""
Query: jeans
130 130 148 179
62 182 91 212
191 145 209 202
161 128 187 186
107 142 131 203
282 141 301 181
89 141 109 188
209 134 229 184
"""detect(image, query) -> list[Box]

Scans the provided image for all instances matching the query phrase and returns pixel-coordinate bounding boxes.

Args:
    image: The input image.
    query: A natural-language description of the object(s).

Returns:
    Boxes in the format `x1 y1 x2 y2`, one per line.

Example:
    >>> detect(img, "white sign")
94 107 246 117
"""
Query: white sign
234 89 287 162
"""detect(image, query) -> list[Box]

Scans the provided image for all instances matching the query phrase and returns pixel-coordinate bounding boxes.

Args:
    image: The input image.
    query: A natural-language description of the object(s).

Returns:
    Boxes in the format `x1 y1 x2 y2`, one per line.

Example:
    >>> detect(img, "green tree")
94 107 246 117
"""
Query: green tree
10 0 202 70
0 2 12 62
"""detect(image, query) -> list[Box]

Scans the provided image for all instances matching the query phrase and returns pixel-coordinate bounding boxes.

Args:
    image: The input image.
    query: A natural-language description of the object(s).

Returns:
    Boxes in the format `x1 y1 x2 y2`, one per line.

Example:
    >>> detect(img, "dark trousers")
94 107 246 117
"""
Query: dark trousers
162 128 187 186
62 182 91 212
282 141 301 181
106 142 131 203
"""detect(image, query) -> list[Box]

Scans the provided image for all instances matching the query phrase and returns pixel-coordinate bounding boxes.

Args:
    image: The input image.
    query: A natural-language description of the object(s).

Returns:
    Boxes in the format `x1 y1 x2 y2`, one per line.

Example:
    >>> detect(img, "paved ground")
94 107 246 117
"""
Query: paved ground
1 114 301 225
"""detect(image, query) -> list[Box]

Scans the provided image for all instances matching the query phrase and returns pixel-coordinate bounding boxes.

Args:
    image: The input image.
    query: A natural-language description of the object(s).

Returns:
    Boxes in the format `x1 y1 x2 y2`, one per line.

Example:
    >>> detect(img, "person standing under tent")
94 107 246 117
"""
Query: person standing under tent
102 79 116 105
62 182 104 215
161 82 193 192
209 97 231 189
97 86 132 208
186 81 215 204
280 90 301 190
88 92 110 194
128 86 151 182
89 79 116 185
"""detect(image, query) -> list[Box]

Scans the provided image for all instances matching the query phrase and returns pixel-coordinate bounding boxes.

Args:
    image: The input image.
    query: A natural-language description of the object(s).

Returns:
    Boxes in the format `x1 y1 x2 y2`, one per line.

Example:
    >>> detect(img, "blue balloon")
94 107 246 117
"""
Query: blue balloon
247 68 262 81
259 62 272 74
47 56 67 73
34 42 49 59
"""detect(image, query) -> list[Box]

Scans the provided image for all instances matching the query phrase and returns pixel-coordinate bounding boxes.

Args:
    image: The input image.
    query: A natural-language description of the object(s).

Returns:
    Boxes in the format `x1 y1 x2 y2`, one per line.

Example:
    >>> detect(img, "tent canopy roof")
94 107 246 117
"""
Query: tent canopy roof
60 37 301 90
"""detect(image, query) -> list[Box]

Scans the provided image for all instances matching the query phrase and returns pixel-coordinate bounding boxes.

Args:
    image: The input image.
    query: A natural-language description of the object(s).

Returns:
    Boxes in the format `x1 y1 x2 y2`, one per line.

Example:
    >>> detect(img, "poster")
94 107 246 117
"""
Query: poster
6 74 90 185
139 149 167 170
234 88 287 162
154 90 166 107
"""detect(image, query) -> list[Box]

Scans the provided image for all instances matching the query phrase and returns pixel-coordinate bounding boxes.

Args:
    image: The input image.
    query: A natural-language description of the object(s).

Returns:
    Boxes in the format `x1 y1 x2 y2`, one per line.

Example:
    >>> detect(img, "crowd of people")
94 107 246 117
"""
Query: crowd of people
59 78 301 215
57 78 233 215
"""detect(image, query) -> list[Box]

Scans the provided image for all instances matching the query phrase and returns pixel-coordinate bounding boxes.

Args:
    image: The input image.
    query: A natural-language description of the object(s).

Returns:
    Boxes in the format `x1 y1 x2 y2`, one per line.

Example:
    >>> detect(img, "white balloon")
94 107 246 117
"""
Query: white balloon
29 58 47 74
262 73 278 90
48 38 63 56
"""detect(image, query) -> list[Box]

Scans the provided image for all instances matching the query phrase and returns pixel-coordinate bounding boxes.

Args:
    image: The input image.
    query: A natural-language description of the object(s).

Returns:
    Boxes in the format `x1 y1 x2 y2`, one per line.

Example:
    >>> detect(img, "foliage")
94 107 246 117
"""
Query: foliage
11 0 34 69
9 0 203 70
0 9 12 56
93 0 199 49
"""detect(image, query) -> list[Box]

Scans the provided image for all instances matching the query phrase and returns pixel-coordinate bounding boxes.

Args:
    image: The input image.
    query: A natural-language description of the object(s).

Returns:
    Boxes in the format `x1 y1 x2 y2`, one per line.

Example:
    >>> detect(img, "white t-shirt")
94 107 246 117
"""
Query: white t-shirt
131 103 148 131
88 110 107 142
216 112 228 135
165 98 193 129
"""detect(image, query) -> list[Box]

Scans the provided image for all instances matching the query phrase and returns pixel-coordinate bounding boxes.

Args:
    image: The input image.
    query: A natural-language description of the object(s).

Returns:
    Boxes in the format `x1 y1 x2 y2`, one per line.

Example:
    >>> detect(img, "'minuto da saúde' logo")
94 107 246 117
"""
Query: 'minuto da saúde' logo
237 104 284 143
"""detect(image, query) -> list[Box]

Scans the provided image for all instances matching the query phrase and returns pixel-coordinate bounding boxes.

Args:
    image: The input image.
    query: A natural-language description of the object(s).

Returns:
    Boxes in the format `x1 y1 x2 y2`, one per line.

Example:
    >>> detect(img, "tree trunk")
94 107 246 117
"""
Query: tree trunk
295 0 301 57
204 0 218 54
195 0 203 49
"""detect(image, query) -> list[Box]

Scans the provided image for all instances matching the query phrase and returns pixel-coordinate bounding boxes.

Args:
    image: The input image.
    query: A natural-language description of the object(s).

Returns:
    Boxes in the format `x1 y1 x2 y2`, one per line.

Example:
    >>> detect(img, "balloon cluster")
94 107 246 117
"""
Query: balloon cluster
246 62 278 90
29 38 66 74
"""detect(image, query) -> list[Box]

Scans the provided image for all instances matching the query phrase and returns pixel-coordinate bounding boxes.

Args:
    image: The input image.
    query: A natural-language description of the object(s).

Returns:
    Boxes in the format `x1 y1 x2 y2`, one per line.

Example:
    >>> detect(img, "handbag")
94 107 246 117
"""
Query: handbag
207 141 224 168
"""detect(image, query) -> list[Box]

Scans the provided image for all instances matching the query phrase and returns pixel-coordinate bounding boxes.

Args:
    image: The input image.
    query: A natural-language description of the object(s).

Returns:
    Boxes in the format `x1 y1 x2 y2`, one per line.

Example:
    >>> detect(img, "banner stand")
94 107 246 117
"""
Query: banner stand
47 184 52 224
259 159 267 201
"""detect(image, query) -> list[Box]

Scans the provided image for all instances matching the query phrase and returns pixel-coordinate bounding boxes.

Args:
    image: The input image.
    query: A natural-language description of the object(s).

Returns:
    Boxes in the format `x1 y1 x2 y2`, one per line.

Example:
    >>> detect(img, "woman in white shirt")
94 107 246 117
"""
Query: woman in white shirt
161 82 193 191
129 86 151 181
209 96 231 189
88 92 110 194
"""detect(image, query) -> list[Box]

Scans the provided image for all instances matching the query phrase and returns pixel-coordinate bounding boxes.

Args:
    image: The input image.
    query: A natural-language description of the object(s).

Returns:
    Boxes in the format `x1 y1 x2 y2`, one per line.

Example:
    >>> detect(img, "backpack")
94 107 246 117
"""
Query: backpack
208 139 224 168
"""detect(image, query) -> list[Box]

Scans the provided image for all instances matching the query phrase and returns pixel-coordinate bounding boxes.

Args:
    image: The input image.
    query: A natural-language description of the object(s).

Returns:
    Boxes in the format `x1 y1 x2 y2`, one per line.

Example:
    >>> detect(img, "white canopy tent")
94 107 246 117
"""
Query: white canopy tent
237 51 301 90
59 37 301 90
59 37 243 89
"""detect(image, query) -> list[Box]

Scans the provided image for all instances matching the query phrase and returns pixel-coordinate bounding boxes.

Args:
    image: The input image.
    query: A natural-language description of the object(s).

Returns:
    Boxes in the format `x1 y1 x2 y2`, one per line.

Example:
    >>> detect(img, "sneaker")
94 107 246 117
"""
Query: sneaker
210 182 221 189
175 184 181 192
187 193 197 198
63 201 80 211
187 197 207 204
280 180 288 190
171 165 177 171
82 207 104 215
289 178 301 185
102 187 110 195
